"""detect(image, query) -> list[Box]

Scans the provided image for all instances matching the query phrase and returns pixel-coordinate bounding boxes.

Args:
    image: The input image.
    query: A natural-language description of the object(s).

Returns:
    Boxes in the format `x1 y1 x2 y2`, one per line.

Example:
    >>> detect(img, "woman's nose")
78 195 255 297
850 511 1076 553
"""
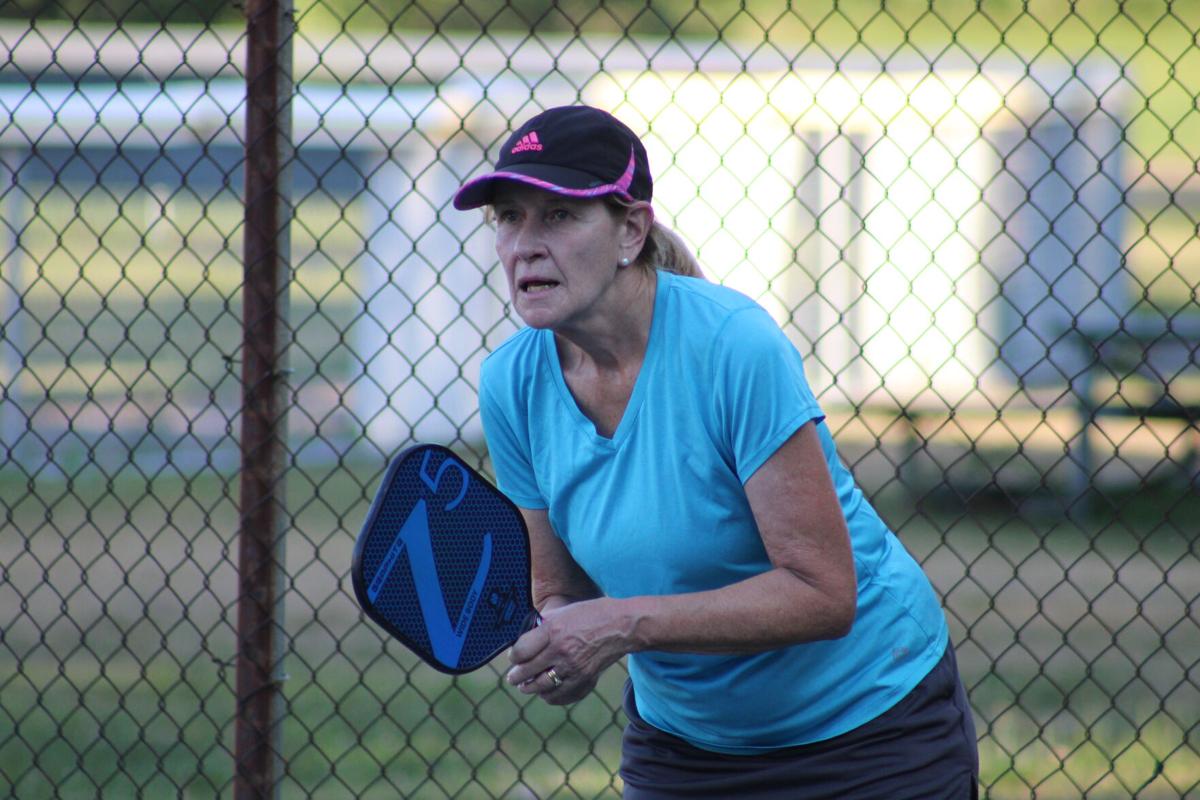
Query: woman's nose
510 218 547 261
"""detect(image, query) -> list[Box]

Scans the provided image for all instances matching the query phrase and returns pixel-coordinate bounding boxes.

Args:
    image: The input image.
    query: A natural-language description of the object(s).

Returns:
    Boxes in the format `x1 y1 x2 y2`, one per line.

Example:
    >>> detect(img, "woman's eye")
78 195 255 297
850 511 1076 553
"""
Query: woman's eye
548 208 570 222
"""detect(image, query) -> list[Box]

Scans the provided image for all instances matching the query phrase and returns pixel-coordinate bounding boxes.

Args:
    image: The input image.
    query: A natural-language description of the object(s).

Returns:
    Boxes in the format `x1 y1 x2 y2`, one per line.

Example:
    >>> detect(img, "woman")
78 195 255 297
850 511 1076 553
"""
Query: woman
454 105 978 798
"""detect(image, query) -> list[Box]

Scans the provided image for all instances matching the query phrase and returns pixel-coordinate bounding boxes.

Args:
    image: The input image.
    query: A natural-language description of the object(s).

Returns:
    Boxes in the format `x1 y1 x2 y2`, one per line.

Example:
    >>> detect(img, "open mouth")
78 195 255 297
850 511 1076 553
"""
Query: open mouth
520 279 560 294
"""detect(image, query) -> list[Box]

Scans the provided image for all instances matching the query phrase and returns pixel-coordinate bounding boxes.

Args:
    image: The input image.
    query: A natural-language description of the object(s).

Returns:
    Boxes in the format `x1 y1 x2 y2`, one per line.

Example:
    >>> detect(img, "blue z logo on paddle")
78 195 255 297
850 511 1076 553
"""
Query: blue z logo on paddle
367 498 493 668
366 450 493 669
352 444 539 674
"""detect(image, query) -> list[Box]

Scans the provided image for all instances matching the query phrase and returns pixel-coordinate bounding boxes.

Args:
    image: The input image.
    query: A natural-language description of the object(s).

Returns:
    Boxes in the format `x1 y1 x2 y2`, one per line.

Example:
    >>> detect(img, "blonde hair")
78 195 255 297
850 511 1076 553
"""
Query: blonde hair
604 196 705 279
644 220 705 279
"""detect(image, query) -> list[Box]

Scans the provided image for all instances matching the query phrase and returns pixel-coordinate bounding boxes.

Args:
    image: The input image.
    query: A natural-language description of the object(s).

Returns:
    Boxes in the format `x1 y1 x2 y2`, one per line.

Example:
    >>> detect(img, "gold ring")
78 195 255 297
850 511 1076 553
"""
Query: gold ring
545 667 563 688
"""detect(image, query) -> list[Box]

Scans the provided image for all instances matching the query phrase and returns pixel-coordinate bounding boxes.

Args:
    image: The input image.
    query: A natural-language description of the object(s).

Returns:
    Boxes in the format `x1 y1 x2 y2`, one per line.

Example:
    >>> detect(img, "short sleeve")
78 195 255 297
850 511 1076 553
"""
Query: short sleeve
711 307 825 484
478 358 548 509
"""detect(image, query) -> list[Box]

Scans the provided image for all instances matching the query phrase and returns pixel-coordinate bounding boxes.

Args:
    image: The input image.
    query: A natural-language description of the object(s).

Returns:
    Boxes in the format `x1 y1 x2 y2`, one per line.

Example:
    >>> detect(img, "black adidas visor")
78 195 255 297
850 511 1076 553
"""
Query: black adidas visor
453 105 653 210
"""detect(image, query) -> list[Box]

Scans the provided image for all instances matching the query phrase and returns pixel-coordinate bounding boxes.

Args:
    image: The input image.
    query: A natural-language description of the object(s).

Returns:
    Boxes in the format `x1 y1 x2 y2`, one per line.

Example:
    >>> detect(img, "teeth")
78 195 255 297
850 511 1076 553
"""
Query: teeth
524 281 556 293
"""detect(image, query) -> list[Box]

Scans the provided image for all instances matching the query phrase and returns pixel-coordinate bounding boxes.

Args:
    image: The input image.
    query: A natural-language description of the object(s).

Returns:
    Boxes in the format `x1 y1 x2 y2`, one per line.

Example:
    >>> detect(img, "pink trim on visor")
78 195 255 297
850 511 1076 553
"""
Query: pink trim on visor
455 148 639 208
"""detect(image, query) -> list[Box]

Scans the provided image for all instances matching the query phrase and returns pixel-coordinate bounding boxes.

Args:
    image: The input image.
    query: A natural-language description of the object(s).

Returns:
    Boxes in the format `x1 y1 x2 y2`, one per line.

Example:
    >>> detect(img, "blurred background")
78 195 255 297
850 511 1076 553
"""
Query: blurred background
0 0 1197 797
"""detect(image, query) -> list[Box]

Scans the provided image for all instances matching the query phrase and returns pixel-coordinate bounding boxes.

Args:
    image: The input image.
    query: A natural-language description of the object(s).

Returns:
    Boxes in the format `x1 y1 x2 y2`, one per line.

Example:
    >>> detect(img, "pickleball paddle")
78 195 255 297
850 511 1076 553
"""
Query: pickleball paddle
351 444 540 674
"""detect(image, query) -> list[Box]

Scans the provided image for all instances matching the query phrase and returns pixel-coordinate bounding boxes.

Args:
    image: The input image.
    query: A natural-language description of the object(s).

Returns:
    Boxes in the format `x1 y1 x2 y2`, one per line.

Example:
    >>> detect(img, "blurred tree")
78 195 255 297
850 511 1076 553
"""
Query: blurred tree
0 0 242 23
0 0 784 39
293 0 754 37
2 0 1176 64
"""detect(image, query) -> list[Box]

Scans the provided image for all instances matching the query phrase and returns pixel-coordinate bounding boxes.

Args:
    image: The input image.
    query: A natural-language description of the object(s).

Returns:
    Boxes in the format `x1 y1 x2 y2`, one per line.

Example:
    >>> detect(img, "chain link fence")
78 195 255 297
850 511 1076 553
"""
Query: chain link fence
1 1 1198 797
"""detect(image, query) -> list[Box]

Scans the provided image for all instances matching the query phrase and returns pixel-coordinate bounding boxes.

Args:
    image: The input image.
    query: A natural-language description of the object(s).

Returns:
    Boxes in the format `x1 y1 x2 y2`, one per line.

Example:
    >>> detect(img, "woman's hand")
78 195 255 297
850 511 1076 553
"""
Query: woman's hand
505 597 635 705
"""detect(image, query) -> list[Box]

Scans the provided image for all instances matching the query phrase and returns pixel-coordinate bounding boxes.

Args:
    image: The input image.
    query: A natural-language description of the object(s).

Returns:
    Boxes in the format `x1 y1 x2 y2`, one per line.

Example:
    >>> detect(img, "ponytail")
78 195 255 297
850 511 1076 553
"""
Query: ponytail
641 220 704 279
604 196 705 280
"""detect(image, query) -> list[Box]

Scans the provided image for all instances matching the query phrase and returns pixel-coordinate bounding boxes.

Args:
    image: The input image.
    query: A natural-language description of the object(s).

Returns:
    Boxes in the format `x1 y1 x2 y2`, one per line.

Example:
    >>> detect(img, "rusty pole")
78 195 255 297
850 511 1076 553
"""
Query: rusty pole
236 0 293 798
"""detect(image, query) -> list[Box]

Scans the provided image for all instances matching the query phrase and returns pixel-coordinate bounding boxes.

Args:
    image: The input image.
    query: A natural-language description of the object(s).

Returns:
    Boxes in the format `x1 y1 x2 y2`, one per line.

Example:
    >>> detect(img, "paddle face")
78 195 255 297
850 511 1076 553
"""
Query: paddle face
351 444 537 674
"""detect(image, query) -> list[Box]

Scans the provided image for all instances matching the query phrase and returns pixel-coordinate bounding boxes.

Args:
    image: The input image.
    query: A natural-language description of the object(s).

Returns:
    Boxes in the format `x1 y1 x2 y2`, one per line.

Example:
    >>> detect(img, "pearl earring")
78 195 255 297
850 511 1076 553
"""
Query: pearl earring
619 257 631 267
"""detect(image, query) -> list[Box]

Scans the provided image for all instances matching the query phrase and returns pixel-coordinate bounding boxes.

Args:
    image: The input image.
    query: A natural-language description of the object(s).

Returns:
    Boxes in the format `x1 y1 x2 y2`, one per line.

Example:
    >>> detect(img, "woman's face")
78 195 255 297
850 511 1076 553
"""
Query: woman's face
492 183 630 331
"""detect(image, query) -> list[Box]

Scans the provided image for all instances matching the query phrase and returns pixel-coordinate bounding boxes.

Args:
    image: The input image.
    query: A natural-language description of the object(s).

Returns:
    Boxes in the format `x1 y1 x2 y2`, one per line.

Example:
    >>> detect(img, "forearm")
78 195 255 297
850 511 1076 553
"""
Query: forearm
532 571 601 613
521 507 603 614
619 567 856 655
536 588 599 614
508 548 855 705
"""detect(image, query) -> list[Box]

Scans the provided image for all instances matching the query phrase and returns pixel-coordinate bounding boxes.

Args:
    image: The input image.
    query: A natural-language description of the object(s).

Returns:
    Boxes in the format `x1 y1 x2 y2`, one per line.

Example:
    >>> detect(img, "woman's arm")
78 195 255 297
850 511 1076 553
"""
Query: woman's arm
510 506 615 703
623 420 857 650
507 421 857 703
523 506 602 613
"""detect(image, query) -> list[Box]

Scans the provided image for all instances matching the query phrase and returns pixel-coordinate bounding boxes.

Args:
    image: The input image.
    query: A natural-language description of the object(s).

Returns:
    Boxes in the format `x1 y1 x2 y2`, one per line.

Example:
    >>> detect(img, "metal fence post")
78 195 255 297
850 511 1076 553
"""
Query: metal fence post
236 1 294 798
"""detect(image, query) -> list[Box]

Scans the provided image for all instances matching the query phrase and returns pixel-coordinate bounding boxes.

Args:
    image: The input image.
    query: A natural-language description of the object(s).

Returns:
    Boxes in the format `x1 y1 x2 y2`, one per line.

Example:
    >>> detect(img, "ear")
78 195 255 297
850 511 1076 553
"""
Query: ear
617 201 654 263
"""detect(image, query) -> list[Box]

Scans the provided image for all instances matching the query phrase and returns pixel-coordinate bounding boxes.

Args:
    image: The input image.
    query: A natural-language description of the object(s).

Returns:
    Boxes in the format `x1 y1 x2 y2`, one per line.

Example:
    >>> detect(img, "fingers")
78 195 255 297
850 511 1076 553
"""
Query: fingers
507 664 597 706
508 664 567 696
508 623 549 666
504 598 623 705
506 645 561 689
517 666 564 694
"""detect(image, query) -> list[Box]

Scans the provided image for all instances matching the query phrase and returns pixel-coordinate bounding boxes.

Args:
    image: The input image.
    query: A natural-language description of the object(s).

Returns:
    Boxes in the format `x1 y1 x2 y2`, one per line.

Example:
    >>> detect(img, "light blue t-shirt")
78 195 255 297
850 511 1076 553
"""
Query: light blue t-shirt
479 270 949 754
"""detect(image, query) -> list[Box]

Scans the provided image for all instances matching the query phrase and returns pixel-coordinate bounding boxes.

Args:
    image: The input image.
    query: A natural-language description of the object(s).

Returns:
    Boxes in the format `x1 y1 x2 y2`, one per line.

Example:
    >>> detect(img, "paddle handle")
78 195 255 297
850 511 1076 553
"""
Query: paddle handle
522 608 543 634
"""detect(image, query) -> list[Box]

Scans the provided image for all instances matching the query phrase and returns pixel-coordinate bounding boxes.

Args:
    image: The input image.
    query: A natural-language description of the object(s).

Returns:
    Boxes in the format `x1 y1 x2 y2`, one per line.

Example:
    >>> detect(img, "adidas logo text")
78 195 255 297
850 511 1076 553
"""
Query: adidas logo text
511 132 543 153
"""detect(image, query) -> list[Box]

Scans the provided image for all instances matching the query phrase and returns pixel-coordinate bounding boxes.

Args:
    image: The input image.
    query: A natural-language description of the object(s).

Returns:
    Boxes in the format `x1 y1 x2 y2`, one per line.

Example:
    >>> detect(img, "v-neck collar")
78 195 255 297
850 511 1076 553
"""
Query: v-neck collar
543 270 668 449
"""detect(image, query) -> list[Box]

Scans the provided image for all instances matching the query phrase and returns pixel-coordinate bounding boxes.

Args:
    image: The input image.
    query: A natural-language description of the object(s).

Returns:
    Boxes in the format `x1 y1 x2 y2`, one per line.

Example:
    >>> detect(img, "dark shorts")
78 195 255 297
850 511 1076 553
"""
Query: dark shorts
619 643 979 799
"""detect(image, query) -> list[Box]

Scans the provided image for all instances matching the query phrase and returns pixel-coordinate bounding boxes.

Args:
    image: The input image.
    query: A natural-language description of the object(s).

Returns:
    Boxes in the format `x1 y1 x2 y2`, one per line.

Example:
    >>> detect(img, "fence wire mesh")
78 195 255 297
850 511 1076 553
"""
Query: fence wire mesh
1 1 1198 798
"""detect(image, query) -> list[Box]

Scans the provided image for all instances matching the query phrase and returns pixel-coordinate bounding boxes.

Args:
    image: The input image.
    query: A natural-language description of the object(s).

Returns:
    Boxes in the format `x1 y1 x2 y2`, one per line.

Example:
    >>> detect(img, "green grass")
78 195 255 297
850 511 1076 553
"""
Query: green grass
3 462 1198 798
0 650 626 799
0 659 233 798
4 647 1195 798
882 488 1200 800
